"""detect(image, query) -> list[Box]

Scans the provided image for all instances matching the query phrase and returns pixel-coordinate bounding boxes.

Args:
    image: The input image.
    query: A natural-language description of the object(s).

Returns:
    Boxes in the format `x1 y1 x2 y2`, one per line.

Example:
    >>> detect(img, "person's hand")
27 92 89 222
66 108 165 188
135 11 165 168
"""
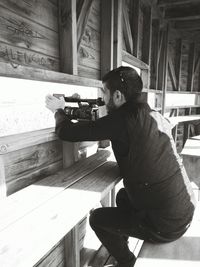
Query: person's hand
45 94 65 113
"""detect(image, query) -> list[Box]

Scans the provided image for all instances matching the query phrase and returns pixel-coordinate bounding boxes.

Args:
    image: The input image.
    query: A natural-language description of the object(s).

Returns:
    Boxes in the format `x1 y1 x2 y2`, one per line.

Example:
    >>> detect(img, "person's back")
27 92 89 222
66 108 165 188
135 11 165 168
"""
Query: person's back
114 101 196 235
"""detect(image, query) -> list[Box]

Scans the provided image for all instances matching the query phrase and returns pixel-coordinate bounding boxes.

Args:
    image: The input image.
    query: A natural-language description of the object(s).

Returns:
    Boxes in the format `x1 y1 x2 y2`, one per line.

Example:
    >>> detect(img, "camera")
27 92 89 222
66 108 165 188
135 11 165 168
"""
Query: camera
53 94 105 121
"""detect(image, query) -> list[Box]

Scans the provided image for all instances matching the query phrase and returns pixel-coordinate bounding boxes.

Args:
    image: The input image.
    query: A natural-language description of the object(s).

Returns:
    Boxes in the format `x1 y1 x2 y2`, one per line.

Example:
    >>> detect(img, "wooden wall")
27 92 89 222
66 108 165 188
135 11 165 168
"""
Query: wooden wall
0 0 59 71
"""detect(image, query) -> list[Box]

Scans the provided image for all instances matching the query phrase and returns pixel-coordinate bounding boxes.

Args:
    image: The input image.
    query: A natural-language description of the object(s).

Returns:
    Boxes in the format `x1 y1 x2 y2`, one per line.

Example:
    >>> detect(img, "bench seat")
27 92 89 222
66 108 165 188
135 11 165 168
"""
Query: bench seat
0 149 121 267
134 202 200 267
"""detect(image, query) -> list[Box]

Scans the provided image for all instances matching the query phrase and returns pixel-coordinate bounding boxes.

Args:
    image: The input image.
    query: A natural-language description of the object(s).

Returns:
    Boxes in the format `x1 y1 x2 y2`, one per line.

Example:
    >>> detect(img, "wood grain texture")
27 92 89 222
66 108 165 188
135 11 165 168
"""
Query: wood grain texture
4 140 63 194
0 7 59 57
0 0 59 32
0 62 102 87
0 150 111 232
0 157 118 267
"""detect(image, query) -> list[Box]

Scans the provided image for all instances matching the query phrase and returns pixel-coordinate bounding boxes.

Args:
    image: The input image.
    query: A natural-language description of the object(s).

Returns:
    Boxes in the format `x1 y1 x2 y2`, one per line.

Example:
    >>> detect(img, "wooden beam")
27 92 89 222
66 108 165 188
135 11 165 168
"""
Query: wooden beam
101 0 114 77
113 0 123 67
130 0 140 58
142 5 152 65
77 0 94 50
65 226 80 267
122 50 149 70
59 0 78 74
168 56 177 91
0 62 102 87
158 0 200 7
150 19 160 89
194 53 200 76
175 38 183 91
123 4 133 54
160 26 169 115
187 42 196 92
164 3 200 21
174 19 200 30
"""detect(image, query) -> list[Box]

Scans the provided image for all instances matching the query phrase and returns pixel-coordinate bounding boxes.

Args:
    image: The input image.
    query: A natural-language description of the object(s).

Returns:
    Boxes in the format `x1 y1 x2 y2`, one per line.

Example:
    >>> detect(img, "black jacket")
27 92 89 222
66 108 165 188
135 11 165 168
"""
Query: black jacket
55 102 196 233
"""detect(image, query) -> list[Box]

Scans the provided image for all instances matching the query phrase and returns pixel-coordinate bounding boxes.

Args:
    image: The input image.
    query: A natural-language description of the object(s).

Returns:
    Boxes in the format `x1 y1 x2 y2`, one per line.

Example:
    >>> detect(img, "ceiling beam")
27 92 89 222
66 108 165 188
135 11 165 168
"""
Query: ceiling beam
174 19 200 30
158 0 200 7
164 3 200 20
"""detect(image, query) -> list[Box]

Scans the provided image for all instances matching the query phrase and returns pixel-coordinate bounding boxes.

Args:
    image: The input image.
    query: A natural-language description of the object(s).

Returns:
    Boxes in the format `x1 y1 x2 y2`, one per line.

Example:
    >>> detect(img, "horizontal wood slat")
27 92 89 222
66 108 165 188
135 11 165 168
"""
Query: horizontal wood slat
0 62 102 87
0 150 111 232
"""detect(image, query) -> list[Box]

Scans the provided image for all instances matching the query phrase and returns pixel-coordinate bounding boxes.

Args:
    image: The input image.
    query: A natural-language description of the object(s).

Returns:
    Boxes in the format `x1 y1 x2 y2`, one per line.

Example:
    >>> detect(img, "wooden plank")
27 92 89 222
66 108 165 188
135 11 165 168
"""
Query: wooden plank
0 161 119 267
0 150 111 232
70 162 120 200
0 0 58 32
150 19 159 89
175 39 183 91
123 3 133 54
101 0 114 77
158 0 200 7
81 25 100 52
164 3 200 20
77 0 94 50
0 62 102 87
174 19 200 30
142 5 152 65
161 26 169 115
0 128 57 155
0 42 59 71
130 0 140 58
168 56 177 91
65 226 80 267
78 64 100 80
4 140 63 195
187 42 196 91
59 0 77 74
113 0 123 67
35 240 65 267
122 50 149 70
0 6 59 57
0 157 6 199
78 43 100 70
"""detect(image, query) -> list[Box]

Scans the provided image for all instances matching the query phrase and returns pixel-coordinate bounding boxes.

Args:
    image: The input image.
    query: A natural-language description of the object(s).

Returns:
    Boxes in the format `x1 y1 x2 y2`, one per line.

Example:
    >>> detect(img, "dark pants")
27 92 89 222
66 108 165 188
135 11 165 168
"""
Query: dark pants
89 188 187 266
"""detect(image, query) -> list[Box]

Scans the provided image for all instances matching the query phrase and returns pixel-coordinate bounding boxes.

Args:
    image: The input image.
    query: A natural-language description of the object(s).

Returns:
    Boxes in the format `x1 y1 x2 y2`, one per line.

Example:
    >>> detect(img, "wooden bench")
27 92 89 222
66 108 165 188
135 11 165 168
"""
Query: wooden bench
181 136 200 200
134 202 200 267
0 149 121 267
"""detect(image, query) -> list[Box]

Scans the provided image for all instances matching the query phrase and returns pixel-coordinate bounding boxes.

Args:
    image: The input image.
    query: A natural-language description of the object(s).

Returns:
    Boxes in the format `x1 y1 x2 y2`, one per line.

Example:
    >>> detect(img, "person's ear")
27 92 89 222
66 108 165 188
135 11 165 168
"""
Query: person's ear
113 90 126 107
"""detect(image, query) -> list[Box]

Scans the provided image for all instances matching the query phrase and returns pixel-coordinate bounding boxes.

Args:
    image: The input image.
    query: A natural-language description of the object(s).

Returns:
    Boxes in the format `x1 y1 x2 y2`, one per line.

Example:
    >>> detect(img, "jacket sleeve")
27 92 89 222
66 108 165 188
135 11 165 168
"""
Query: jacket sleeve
54 108 123 142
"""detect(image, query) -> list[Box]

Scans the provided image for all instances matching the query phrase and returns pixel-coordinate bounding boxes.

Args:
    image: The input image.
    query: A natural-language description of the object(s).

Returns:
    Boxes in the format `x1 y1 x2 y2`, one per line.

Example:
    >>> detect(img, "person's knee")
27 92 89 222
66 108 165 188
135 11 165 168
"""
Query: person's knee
89 208 102 229
116 188 129 207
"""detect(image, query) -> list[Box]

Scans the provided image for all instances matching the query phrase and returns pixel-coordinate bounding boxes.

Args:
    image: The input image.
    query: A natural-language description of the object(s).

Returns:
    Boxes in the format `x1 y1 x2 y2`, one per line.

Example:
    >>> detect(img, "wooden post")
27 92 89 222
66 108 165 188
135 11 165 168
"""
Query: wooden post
59 2 80 266
142 5 152 65
175 38 183 91
101 0 114 77
130 0 140 58
187 42 196 92
150 19 160 89
59 0 78 75
0 157 6 198
160 25 169 115
141 5 152 89
113 0 123 67
65 226 80 267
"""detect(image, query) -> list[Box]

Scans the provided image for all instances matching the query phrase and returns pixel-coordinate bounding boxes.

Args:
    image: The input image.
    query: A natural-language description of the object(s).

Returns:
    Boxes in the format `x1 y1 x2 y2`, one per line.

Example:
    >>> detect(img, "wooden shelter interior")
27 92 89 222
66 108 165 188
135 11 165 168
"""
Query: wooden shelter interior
0 0 200 267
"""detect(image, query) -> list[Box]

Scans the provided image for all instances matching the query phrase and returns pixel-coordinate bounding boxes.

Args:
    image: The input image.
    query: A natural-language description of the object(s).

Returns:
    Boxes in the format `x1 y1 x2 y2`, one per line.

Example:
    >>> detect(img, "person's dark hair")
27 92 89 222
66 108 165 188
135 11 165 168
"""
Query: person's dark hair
102 66 143 102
